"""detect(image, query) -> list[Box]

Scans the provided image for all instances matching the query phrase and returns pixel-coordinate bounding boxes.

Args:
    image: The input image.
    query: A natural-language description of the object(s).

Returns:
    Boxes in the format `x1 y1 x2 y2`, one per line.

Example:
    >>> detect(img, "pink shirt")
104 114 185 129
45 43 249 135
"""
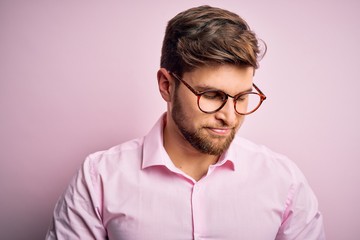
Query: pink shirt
46 115 325 239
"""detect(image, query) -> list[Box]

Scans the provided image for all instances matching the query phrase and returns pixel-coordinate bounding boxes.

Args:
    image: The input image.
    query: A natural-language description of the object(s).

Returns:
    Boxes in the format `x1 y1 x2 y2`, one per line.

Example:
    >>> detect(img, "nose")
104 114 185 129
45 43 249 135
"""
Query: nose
214 98 238 126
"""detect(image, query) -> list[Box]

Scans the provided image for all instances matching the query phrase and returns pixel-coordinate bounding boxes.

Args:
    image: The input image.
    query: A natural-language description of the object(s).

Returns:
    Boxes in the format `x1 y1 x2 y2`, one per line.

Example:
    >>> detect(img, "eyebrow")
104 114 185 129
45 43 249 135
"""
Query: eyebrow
172 72 256 95
194 85 254 95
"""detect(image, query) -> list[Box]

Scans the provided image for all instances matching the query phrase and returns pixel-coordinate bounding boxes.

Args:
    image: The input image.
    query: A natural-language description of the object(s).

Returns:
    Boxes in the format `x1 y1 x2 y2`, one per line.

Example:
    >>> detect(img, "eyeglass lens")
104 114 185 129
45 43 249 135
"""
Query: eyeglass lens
198 91 262 114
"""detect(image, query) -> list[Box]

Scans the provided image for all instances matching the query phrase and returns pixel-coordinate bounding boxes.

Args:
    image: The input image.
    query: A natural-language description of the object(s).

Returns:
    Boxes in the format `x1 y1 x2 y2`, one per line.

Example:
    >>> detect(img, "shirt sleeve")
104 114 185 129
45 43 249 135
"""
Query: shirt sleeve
45 155 106 240
275 163 326 240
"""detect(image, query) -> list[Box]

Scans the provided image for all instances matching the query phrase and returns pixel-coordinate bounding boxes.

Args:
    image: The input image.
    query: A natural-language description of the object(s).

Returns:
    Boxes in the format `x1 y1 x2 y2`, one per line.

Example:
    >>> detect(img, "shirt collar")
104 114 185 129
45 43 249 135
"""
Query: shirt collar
215 141 236 170
142 113 168 169
142 113 236 171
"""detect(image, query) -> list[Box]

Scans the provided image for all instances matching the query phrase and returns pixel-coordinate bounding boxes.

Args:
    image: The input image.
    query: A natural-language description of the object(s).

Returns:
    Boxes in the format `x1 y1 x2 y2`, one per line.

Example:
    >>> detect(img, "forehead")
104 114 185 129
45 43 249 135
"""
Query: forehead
183 65 254 93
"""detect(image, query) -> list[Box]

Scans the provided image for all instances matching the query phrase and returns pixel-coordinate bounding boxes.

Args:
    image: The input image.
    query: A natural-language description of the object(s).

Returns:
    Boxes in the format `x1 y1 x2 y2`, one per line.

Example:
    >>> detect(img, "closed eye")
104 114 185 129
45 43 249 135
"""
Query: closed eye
202 91 226 100
235 94 249 102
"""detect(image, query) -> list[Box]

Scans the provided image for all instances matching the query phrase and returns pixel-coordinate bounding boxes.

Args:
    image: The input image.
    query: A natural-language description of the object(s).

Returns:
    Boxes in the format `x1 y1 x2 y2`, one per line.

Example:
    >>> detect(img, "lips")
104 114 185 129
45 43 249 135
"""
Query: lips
206 127 233 135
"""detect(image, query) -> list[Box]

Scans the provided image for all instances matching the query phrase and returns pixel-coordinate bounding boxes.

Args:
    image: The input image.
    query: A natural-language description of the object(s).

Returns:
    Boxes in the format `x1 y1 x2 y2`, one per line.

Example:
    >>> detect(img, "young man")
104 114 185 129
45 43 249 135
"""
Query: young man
47 5 325 239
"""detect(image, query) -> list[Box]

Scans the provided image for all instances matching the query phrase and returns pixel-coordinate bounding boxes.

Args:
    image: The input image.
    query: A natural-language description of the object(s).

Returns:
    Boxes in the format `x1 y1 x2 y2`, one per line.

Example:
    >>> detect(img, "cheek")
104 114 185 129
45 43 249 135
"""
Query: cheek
236 116 246 130
172 90 199 121
185 95 200 112
177 93 200 116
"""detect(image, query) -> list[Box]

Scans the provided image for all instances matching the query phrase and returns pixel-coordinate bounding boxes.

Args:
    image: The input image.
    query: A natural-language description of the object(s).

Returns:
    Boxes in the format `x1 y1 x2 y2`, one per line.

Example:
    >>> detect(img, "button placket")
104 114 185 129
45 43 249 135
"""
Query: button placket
191 182 203 239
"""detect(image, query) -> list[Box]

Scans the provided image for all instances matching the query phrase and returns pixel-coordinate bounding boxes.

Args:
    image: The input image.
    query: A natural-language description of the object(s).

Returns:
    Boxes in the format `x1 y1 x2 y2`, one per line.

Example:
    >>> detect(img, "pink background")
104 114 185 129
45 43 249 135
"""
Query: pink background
1 0 359 239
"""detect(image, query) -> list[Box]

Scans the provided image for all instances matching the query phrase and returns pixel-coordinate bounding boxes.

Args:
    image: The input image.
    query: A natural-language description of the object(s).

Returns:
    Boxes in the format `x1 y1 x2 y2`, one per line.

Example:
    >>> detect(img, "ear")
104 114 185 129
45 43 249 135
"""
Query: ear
157 68 175 102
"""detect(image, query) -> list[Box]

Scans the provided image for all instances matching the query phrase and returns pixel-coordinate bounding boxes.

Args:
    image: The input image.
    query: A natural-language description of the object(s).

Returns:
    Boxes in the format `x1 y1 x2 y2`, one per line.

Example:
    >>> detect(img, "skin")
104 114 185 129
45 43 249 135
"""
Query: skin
157 64 254 181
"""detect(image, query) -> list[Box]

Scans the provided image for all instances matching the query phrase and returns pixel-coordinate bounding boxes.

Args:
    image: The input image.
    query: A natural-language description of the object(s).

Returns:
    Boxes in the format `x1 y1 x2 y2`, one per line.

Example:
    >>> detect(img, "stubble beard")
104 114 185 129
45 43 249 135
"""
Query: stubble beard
172 91 236 156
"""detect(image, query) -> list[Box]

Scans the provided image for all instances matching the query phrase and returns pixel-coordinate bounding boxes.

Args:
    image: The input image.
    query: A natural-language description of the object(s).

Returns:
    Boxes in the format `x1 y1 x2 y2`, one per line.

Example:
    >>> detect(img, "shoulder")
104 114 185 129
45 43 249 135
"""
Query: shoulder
231 136 306 183
83 137 145 174
232 136 287 159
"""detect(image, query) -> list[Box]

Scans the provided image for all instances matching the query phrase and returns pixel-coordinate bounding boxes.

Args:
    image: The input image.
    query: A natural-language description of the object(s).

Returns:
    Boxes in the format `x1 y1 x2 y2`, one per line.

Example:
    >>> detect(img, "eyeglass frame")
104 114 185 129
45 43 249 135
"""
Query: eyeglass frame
170 72 267 115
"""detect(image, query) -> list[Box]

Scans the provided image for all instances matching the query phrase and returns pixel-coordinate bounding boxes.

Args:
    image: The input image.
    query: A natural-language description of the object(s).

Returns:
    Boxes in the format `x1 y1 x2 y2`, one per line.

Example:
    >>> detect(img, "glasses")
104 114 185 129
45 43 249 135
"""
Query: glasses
170 72 266 115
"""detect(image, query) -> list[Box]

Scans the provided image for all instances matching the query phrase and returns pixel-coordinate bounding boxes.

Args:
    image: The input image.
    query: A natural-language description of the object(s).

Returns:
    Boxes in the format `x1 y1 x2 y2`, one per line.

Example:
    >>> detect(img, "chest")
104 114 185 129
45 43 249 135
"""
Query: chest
100 168 288 240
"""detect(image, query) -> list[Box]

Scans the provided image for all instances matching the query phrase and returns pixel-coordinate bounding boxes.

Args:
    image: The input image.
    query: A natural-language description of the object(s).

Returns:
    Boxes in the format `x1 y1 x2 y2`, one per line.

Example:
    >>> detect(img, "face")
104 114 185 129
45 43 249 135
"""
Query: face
170 64 254 156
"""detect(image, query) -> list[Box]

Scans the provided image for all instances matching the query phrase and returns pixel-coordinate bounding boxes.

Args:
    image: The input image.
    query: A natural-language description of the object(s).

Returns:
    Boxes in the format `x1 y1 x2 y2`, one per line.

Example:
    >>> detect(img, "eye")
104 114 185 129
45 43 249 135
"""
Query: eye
236 94 249 102
201 91 226 100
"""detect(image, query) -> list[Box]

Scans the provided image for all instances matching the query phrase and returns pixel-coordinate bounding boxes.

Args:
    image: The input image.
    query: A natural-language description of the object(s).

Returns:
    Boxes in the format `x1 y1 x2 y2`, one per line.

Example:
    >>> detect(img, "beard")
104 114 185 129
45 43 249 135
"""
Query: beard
171 91 236 156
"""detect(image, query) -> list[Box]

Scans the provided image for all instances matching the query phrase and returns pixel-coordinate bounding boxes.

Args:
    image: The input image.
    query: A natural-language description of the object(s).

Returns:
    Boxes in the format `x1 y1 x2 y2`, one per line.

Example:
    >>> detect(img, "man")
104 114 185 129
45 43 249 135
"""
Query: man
46 5 325 240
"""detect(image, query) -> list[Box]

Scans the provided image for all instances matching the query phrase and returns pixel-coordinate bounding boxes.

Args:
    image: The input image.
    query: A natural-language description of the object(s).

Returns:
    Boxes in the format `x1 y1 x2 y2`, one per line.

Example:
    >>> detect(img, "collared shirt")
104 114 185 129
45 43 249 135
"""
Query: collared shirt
46 115 325 240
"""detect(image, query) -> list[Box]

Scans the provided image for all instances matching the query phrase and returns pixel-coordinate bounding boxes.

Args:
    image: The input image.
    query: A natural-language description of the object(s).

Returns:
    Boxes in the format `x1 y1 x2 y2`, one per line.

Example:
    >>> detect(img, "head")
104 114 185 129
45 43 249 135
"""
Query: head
160 5 265 77
158 5 266 156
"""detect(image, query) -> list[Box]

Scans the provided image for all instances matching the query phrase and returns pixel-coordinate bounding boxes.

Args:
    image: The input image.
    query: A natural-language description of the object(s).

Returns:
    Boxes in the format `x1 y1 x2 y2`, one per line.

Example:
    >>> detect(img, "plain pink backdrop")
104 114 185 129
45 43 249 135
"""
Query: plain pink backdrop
1 0 359 239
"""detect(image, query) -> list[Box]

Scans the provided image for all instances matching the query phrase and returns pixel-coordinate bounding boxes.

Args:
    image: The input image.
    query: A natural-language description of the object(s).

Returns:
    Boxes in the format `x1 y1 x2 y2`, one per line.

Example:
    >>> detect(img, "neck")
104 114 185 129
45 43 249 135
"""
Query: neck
163 115 219 181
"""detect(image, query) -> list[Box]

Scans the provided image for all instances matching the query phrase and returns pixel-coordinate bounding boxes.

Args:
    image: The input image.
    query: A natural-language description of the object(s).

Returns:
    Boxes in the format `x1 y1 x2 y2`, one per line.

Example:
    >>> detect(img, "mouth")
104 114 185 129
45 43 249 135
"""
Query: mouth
206 127 233 136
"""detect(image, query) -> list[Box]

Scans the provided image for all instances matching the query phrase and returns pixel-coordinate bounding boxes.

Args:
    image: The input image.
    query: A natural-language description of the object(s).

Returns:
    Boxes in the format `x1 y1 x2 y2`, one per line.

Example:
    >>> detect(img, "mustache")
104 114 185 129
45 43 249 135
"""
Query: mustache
204 119 238 129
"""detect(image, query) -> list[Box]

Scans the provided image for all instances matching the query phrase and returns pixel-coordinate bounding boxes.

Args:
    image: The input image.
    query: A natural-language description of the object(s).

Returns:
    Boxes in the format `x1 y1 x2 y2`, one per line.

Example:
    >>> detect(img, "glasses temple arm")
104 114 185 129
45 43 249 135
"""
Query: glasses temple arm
253 83 266 97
